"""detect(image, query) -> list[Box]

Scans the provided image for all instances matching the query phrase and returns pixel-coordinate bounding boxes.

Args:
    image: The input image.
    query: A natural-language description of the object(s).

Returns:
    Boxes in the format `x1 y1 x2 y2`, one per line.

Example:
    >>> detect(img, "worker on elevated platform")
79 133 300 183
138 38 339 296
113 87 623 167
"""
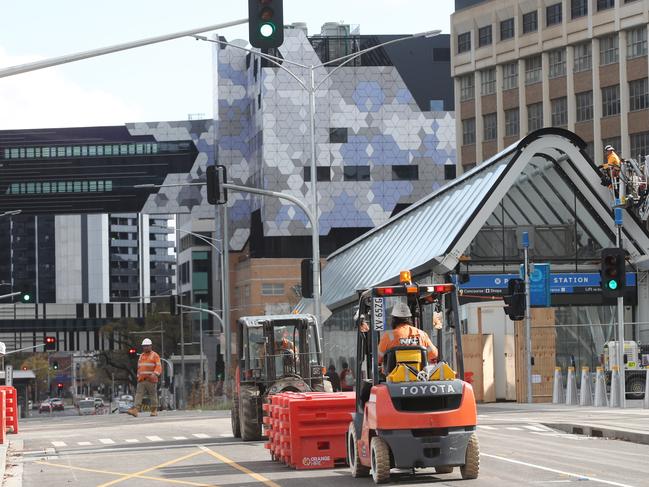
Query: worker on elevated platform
599 145 622 196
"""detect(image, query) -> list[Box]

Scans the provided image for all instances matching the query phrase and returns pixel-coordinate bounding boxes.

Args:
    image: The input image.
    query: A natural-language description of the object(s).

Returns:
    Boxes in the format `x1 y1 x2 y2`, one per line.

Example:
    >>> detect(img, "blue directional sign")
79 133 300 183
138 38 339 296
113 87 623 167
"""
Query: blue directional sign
520 263 551 307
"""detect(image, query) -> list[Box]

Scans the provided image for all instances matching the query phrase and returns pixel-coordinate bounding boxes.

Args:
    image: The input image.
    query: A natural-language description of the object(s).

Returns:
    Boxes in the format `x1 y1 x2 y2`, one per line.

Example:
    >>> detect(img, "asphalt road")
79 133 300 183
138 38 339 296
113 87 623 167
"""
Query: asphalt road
12 407 649 486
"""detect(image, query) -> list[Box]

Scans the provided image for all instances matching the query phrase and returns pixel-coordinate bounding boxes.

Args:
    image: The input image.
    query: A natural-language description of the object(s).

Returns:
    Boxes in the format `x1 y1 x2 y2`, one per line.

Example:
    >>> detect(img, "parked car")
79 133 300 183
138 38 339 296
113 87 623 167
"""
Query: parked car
93 397 104 408
38 400 53 413
50 398 65 411
78 399 96 416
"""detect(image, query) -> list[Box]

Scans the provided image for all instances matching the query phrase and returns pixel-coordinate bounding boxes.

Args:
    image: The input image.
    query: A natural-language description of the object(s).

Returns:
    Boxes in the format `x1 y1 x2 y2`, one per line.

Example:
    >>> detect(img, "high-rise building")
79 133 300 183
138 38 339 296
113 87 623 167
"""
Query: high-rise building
452 0 649 171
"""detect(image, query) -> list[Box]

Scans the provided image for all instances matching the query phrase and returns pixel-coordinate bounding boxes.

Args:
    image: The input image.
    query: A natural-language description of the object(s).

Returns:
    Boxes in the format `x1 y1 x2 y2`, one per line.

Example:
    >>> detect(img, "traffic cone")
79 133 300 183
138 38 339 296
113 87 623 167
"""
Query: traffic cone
643 369 649 409
579 367 592 406
552 367 564 404
566 367 578 405
593 367 608 407
610 366 620 408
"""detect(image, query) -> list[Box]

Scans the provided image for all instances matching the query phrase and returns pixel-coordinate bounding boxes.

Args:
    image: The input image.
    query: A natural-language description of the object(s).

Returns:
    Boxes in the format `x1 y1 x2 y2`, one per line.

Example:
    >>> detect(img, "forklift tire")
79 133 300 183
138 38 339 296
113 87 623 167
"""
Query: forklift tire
370 436 391 484
348 423 369 478
239 392 262 441
435 466 454 474
231 394 241 438
460 433 480 480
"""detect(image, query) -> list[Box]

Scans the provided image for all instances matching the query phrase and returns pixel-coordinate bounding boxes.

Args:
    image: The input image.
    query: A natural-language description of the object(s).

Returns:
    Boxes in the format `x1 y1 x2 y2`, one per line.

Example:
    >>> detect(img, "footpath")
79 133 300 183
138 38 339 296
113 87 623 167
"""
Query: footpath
479 401 649 445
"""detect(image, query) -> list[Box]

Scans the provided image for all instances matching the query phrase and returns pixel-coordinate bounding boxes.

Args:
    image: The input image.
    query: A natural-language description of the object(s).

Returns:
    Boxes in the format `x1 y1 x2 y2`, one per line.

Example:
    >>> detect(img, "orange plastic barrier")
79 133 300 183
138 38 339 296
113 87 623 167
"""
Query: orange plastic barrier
0 386 18 434
0 390 6 444
264 391 355 470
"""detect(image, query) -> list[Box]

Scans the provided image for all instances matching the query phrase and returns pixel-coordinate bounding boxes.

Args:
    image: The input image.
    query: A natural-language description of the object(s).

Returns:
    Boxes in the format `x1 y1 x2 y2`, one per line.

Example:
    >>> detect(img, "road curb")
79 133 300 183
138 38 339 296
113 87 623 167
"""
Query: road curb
2 439 23 487
544 422 649 445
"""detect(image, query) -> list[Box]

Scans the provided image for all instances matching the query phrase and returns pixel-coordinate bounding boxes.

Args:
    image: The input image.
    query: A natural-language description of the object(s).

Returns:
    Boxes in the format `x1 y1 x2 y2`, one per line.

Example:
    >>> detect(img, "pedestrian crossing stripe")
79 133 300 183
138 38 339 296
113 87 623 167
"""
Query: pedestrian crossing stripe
173 436 187 440
125 439 139 443
77 441 91 446
99 439 115 444
477 425 496 430
192 433 209 439
146 435 163 442
51 441 66 447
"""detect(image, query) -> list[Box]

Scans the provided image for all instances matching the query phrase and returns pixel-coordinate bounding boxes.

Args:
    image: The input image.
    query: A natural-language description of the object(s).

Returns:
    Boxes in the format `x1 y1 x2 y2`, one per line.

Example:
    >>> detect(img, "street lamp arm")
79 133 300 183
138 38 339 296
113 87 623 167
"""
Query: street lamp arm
192 35 310 92
177 304 224 329
314 30 442 91
174 228 222 255
3 343 45 356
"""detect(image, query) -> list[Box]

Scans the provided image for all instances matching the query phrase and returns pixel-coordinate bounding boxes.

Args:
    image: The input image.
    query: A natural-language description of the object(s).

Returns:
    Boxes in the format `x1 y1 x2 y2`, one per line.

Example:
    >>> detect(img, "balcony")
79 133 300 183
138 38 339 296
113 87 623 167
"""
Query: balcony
110 282 139 291
111 254 138 262
110 239 138 247
110 268 139 276
150 254 175 263
149 240 174 248
110 224 137 232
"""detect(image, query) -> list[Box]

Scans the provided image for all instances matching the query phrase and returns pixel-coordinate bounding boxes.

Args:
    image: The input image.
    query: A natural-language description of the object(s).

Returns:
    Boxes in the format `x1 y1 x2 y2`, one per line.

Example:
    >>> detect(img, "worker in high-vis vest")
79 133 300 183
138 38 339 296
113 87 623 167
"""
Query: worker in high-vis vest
127 338 162 417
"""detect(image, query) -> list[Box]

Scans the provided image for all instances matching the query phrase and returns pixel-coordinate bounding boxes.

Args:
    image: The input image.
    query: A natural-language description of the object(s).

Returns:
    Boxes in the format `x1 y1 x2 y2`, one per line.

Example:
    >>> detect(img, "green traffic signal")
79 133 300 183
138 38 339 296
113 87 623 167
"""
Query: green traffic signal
608 279 618 290
260 22 276 38
22 293 31 302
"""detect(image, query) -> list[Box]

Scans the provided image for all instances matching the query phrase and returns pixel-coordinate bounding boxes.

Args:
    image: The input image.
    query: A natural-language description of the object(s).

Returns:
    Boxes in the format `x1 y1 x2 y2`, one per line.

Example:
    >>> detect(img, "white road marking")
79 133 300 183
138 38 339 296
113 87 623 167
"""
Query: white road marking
99 439 115 444
482 453 638 487
77 442 91 446
477 425 496 430
192 433 209 439
524 425 551 432
51 441 66 447
146 435 163 442
506 427 522 431
219 433 233 438
125 439 139 443
173 436 187 440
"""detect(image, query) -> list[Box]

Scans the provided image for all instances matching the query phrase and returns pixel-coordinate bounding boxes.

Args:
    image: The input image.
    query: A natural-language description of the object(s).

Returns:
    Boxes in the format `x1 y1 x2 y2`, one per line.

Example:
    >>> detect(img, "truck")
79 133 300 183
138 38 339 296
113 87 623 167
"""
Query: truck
231 313 332 440
602 340 649 399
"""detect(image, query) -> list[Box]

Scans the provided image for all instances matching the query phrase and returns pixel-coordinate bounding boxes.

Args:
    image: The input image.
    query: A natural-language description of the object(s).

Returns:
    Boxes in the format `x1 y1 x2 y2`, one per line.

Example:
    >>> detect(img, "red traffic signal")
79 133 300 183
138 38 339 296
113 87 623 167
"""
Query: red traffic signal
57 383 63 389
22 366 27 371
44 336 57 351
128 347 137 355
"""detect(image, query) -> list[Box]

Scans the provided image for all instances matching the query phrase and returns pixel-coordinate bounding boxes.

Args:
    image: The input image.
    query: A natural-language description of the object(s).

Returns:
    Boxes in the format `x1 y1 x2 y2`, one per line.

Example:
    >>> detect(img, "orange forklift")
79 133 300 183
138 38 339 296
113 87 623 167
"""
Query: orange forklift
346 271 479 483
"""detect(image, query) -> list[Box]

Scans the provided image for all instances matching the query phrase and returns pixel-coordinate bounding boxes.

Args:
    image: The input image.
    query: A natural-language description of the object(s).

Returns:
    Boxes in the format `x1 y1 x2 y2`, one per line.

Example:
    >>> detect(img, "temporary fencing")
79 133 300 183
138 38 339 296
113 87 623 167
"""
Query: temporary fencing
263 391 355 470
0 386 18 439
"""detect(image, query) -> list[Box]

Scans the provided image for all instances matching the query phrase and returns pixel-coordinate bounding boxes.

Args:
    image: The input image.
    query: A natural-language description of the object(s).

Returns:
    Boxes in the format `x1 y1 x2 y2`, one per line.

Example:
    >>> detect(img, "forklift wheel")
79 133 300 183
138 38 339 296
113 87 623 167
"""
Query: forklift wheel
435 466 454 474
460 433 480 480
231 395 241 438
348 423 369 478
370 437 391 484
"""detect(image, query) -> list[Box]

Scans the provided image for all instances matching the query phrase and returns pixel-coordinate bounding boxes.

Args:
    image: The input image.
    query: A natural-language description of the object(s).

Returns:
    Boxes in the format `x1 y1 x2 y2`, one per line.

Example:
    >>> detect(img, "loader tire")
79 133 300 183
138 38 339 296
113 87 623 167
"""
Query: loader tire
460 433 480 480
370 436 391 484
435 466 454 474
231 394 241 438
348 423 369 478
239 391 262 441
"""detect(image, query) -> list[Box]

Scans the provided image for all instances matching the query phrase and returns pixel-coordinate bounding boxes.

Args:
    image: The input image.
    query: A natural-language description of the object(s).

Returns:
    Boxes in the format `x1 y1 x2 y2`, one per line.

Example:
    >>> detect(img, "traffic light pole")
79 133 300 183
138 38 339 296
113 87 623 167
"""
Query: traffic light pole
615 206 626 408
522 232 532 404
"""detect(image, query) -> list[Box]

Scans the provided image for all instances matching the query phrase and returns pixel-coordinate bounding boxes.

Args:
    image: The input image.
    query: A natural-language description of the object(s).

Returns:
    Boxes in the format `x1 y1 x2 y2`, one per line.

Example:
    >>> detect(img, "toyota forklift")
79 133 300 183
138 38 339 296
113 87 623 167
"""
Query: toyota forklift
346 271 479 483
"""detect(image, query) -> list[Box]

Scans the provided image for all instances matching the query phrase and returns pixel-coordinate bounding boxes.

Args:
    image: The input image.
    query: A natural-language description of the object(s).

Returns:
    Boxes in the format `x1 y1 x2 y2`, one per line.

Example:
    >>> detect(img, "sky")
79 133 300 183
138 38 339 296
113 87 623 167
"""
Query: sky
0 0 454 130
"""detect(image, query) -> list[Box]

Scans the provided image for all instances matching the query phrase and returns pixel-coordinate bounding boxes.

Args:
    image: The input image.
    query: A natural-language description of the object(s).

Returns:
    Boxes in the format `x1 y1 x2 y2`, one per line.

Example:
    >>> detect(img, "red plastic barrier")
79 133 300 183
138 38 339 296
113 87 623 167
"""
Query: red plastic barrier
0 390 6 444
0 386 18 434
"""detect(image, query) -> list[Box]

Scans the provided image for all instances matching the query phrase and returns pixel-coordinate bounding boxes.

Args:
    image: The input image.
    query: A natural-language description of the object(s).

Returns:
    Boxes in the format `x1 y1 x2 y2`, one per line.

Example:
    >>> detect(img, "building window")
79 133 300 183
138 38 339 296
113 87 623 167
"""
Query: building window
575 91 593 122
627 26 648 59
459 74 475 101
629 78 649 111
573 42 592 72
304 166 331 182
261 283 285 296
483 113 497 141
551 97 568 127
602 85 620 117
505 109 519 137
463 118 476 145
500 18 515 40
444 164 456 180
481 68 496 95
502 62 518 90
522 11 538 34
458 32 471 53
546 3 562 26
630 132 649 158
391 166 419 181
343 165 371 181
548 48 566 78
597 0 614 10
600 34 619 65
528 102 543 131
478 25 492 47
329 128 348 143
571 0 588 18
525 55 542 85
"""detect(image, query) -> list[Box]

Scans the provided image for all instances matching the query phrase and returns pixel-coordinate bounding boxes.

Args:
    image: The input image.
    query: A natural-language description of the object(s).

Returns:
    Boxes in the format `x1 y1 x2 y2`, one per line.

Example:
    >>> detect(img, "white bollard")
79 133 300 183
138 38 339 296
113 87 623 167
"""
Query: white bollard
566 367 578 406
610 365 620 408
594 367 608 407
579 366 592 406
552 367 564 404
643 369 649 409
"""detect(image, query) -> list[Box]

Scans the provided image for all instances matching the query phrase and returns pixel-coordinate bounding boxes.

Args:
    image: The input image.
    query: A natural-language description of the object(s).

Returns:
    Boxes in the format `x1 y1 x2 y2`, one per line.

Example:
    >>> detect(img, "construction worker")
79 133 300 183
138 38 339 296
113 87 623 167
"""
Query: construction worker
378 302 438 367
127 338 162 417
599 145 622 193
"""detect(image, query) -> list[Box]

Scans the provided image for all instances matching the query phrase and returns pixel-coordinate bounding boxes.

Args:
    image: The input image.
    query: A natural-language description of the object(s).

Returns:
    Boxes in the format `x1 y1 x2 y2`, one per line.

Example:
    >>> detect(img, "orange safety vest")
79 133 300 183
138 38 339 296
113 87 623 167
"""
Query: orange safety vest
137 350 162 382
378 324 438 364
603 151 622 169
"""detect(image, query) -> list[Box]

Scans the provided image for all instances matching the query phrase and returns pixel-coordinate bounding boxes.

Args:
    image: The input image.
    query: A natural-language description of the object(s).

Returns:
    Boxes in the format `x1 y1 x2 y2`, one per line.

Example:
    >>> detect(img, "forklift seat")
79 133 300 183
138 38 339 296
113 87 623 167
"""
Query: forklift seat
384 346 428 382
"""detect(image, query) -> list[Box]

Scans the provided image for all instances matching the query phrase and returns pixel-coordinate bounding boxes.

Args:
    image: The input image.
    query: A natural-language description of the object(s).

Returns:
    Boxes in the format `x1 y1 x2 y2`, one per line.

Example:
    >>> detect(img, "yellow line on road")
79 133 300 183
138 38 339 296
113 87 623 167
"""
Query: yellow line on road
198 445 281 487
36 460 216 487
96 450 206 487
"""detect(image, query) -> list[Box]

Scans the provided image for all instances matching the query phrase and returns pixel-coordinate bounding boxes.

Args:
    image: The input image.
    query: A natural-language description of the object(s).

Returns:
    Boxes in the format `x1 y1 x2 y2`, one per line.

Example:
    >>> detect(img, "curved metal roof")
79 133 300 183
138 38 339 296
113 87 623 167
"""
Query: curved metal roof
321 128 649 310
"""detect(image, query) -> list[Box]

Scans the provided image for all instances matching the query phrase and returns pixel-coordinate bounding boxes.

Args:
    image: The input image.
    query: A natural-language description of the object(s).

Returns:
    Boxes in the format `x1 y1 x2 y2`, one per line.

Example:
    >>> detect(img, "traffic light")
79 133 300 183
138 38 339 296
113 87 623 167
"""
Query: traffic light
21 289 34 303
52 361 59 370
301 259 313 298
206 165 227 205
601 247 626 298
57 383 63 390
169 295 178 315
503 278 526 321
128 347 137 356
44 336 56 351
248 0 284 49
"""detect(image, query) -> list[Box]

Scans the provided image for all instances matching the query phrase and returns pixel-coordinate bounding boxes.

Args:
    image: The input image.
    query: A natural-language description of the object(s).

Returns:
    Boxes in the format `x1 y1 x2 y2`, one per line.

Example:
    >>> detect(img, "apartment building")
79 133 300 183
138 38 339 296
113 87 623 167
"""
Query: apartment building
452 0 649 171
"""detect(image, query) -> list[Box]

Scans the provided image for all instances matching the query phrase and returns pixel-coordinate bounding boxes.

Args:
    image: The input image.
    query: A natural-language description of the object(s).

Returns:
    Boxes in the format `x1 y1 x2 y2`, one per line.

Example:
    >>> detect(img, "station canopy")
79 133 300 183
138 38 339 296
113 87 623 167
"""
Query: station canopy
321 128 649 310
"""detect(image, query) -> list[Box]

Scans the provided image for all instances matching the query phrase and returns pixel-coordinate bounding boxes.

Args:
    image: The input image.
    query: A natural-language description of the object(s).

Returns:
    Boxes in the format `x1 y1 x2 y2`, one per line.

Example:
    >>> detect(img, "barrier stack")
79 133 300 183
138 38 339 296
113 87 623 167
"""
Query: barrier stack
0 386 18 434
264 391 355 470
0 390 5 445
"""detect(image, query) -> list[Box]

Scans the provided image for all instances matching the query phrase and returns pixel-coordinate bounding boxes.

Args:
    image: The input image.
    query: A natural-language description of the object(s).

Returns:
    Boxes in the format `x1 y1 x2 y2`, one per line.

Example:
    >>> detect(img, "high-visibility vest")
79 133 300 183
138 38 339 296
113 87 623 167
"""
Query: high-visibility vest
137 351 162 382
378 324 438 364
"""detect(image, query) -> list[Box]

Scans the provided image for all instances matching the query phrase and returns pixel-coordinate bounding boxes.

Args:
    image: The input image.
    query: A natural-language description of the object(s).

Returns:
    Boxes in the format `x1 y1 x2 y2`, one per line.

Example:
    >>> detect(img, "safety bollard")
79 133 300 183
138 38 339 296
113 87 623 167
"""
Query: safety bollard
552 367 564 404
609 365 620 408
579 367 592 406
593 367 608 407
566 367 578 405
643 368 649 409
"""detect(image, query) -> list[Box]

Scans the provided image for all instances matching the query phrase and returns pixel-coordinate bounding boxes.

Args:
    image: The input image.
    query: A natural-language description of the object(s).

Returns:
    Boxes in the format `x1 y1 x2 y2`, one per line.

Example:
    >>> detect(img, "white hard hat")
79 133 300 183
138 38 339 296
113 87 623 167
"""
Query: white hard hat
141 338 153 346
605 145 615 151
390 302 412 319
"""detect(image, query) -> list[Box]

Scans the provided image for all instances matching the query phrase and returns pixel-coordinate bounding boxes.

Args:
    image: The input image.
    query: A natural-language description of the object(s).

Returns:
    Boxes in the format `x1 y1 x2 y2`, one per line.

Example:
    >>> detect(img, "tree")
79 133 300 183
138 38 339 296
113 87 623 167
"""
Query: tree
20 354 53 399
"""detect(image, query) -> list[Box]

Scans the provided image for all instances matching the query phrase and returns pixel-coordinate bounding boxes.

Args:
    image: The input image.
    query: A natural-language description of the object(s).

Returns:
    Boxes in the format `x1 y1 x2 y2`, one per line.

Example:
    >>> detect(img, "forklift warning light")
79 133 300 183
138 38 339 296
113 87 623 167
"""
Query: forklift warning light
427 284 455 293
375 287 394 296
